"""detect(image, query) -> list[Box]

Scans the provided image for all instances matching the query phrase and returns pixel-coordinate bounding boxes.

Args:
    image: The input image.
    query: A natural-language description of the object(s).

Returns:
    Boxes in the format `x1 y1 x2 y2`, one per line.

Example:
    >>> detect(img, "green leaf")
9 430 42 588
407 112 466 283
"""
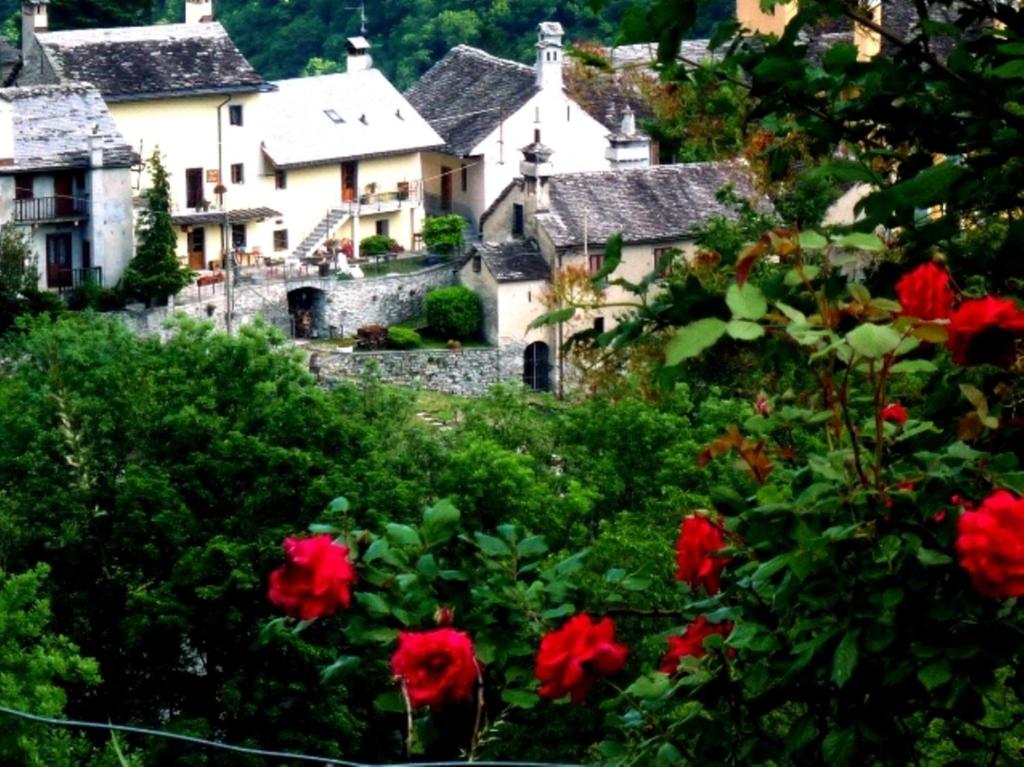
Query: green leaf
832 631 859 688
321 655 360 684
386 523 421 548
528 306 576 329
798 230 829 249
422 499 460 545
474 532 512 557
726 319 766 341
822 727 856 766
327 496 349 513
656 742 683 766
516 535 548 558
501 689 540 709
665 318 727 365
307 523 341 535
374 691 406 713
998 472 1024 495
591 233 623 282
620 576 651 592
993 59 1024 79
355 591 390 618
363 538 389 564
846 323 902 359
890 359 938 375
416 553 439 580
916 548 953 566
626 673 672 700
542 603 576 619
726 282 768 320
918 660 952 690
776 302 807 323
833 232 885 252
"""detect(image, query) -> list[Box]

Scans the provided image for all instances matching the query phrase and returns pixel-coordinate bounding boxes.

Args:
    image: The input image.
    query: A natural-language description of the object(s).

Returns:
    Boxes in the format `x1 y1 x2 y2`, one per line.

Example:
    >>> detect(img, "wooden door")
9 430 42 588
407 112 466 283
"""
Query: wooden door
341 162 357 203
54 174 74 216
187 227 206 270
440 166 453 212
46 233 73 288
186 168 204 209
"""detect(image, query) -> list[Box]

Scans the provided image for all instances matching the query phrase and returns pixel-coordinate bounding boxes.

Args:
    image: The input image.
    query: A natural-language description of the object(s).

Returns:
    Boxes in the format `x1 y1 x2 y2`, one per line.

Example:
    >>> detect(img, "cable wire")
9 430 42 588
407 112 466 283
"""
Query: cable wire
0 704 582 767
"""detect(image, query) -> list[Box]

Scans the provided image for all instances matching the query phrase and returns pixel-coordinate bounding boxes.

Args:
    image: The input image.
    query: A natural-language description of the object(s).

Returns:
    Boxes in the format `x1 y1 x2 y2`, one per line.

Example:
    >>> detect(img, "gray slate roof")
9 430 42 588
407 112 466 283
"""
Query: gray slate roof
34 23 266 101
0 84 135 172
405 45 539 156
0 38 19 87
532 162 765 248
474 240 549 282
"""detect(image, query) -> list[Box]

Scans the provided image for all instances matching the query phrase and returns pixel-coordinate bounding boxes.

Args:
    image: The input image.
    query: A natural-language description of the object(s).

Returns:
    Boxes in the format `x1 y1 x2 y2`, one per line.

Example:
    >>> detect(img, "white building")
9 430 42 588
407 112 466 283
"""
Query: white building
0 84 134 292
405 22 614 234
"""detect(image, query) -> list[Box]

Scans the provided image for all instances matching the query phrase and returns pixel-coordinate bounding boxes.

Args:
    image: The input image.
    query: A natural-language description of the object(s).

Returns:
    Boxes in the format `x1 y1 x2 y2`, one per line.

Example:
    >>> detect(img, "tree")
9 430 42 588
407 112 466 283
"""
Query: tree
422 214 465 255
0 221 34 300
122 150 192 306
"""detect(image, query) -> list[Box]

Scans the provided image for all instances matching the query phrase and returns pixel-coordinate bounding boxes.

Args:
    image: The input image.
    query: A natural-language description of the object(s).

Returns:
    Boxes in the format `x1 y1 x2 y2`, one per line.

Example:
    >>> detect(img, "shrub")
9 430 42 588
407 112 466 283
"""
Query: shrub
356 323 388 350
360 235 400 256
424 286 480 340
422 215 465 255
387 326 422 350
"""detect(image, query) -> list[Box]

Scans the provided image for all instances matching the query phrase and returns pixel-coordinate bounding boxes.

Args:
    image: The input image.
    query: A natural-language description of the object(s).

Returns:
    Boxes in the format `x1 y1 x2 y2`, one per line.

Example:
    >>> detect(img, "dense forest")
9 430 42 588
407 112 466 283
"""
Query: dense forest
0 0 733 87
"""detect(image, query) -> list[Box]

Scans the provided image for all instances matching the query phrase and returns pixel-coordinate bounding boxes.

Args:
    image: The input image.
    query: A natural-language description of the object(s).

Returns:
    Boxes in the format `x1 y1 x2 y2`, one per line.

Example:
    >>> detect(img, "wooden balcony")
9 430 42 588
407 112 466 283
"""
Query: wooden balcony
14 196 89 223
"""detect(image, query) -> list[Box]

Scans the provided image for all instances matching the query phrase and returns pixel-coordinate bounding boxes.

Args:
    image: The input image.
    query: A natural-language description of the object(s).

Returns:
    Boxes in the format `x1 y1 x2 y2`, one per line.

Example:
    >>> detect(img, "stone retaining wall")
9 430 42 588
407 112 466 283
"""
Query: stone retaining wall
315 344 527 397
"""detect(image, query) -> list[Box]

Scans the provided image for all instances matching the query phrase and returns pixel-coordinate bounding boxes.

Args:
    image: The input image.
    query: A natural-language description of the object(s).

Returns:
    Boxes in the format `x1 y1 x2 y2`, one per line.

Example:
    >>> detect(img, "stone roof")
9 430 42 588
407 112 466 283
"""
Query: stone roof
170 207 281 226
0 38 19 87
404 45 539 156
474 240 549 282
257 69 443 168
0 84 135 172
532 162 766 248
33 23 266 101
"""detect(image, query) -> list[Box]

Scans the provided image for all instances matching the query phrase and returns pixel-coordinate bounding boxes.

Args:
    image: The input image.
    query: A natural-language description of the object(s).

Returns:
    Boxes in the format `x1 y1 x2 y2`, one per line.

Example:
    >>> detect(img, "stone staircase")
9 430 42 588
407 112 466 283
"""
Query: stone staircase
291 208 350 262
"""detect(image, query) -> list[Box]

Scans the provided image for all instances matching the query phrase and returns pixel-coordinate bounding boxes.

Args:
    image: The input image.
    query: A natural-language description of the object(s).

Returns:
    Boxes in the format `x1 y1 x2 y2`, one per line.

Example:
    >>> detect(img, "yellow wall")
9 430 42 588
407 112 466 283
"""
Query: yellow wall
735 0 798 35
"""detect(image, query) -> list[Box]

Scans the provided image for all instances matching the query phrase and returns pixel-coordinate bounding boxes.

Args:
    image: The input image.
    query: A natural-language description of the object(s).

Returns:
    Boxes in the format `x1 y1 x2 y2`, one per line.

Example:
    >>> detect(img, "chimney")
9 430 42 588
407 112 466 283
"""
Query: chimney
520 141 554 212
0 97 14 166
21 1 49 64
88 125 104 168
605 107 651 170
346 36 373 72
535 21 564 91
735 0 797 36
185 0 214 24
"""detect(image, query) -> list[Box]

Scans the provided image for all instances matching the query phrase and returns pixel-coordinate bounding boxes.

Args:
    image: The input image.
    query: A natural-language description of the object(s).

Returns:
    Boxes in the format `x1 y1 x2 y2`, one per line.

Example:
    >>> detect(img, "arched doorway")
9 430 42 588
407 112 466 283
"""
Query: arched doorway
523 342 551 391
287 287 327 339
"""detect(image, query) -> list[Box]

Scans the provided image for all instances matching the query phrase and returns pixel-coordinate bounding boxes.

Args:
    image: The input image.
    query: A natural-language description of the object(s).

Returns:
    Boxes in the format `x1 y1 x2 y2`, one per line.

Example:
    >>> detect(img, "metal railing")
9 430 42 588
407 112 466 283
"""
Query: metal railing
53 266 103 293
339 184 421 215
14 195 89 222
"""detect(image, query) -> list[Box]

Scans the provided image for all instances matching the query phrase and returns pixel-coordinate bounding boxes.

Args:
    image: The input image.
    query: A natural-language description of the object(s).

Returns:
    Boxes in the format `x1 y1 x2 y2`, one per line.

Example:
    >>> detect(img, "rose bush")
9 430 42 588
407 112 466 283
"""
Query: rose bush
391 628 478 709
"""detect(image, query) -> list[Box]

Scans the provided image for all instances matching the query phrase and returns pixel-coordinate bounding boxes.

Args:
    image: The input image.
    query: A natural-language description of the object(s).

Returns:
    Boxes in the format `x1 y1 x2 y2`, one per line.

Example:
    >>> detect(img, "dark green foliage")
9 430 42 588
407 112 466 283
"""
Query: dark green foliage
421 215 465 255
122 150 192 306
424 285 480 340
386 325 422 349
359 234 399 256
356 323 388 349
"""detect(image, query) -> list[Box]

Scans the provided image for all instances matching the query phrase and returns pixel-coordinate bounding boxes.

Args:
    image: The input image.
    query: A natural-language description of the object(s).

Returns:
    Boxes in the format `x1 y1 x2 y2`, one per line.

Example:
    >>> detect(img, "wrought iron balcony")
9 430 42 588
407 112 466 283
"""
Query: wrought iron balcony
14 196 89 223
53 266 103 293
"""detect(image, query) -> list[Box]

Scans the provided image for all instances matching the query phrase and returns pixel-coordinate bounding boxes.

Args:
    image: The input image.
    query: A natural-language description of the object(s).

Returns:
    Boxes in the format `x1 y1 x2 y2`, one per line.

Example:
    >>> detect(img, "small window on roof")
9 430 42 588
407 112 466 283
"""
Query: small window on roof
324 109 344 123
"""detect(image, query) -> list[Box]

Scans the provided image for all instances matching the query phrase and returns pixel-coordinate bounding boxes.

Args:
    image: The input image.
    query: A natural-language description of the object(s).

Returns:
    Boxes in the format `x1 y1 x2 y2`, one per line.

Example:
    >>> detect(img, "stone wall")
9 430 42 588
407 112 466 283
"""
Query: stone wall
316 344 528 397
112 260 461 339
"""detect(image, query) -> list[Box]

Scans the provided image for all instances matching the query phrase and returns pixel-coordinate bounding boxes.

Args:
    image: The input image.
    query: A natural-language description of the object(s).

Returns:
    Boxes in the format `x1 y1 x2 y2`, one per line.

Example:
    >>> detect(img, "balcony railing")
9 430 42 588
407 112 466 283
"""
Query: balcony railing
339 185 421 215
53 266 103 293
14 196 89 223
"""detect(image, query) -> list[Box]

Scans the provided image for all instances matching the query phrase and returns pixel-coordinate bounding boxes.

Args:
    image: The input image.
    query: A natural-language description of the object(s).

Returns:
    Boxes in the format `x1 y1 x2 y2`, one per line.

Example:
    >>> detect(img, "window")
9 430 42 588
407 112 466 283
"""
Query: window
512 203 524 237
653 246 675 278
472 254 481 273
588 252 605 275
14 174 33 200
273 229 289 251
228 104 243 126
275 169 287 190
460 164 468 192
593 316 605 334
397 181 410 201
534 128 541 144
230 163 244 184
185 167 204 209
231 224 247 250
375 219 389 237
324 109 344 123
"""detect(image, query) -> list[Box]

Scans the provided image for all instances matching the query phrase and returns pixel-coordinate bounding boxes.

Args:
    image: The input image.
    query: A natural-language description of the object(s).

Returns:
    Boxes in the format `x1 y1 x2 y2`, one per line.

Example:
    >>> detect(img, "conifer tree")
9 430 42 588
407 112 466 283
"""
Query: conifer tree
123 149 192 306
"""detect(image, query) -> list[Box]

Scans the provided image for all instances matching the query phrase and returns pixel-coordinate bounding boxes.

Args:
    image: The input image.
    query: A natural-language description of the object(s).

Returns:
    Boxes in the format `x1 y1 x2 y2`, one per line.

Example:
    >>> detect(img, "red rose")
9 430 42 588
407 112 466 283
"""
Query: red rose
268 535 356 620
956 490 1024 599
535 613 628 703
659 616 733 674
881 402 908 425
391 628 478 709
895 262 955 320
946 296 1024 367
675 515 730 594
